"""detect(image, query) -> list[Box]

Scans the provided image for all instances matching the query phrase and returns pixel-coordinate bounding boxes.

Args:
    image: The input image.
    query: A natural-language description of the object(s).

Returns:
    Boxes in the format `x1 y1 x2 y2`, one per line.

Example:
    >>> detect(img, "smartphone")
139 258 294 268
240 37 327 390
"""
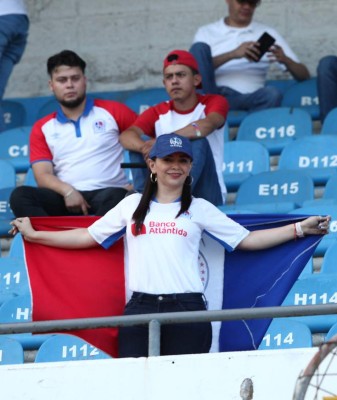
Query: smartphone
254 32 275 61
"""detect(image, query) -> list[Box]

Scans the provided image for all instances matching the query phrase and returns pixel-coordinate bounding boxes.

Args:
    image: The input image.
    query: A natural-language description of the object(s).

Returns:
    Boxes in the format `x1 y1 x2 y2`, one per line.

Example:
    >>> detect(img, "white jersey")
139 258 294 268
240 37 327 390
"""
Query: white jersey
30 98 137 191
88 194 249 294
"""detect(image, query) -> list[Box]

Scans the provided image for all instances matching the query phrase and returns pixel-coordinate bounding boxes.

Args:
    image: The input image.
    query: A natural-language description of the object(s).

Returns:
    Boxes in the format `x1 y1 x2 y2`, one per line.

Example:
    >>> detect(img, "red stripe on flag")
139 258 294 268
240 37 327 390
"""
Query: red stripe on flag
24 216 125 357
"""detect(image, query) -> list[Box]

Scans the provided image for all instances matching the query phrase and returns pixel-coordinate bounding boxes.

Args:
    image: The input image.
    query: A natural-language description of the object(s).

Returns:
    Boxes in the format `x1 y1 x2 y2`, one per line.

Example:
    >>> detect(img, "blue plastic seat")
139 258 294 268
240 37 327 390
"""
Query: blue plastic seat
320 107 337 135
2 100 27 130
0 336 24 365
298 258 314 279
236 107 312 156
281 77 320 120
223 122 230 142
222 141 270 192
23 167 37 187
0 126 31 173
320 242 337 275
266 79 297 94
302 173 337 207
227 110 248 128
259 318 312 349
35 334 112 363
221 169 314 213
124 88 169 114
0 187 15 236
0 257 29 305
87 90 128 102
289 204 337 256
282 274 337 332
123 150 134 184
0 294 52 349
278 135 337 186
8 233 24 258
325 321 337 341
36 98 59 120
0 159 16 189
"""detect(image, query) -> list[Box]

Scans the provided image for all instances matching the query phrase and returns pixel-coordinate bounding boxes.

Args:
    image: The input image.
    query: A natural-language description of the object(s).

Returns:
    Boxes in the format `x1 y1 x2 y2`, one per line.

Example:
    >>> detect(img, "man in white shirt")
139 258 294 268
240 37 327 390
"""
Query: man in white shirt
190 0 310 112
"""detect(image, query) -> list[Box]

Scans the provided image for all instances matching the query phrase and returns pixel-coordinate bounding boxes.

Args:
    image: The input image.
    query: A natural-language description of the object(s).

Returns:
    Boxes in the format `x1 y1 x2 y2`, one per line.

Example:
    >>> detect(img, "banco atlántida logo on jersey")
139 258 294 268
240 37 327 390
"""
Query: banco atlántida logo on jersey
131 221 188 236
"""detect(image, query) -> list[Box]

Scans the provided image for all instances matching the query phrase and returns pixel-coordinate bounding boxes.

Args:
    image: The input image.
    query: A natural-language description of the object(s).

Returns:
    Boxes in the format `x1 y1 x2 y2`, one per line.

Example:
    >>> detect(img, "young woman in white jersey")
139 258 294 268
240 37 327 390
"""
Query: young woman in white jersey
10 133 330 358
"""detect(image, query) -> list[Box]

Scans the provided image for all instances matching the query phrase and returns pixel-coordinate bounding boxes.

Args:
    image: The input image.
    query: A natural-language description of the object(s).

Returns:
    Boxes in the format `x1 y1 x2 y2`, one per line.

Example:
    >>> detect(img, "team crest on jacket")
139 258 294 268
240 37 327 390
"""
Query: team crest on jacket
93 119 106 133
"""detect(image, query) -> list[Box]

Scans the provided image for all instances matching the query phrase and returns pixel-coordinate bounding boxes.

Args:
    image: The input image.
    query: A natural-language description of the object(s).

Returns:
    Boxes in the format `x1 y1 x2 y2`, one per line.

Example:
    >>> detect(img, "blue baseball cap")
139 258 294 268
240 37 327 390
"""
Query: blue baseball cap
149 133 193 160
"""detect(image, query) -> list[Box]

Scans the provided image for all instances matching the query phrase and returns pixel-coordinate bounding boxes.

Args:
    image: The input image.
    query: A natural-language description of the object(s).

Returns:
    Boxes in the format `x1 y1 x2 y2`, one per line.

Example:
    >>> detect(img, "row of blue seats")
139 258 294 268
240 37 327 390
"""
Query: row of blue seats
0 289 337 364
0 122 337 186
1 77 320 131
0 333 111 365
1 145 337 239
1 313 336 365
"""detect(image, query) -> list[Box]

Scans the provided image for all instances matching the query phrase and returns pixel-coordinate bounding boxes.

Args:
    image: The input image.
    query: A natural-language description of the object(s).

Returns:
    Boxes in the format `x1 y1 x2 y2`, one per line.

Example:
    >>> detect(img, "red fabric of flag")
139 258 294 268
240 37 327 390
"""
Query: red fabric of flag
23 216 126 357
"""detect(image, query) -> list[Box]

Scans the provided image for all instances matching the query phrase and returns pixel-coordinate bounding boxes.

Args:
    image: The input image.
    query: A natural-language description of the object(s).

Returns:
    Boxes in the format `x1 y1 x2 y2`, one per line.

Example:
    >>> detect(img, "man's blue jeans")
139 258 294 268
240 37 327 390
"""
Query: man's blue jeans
189 42 282 112
317 55 337 122
0 14 29 131
129 137 223 206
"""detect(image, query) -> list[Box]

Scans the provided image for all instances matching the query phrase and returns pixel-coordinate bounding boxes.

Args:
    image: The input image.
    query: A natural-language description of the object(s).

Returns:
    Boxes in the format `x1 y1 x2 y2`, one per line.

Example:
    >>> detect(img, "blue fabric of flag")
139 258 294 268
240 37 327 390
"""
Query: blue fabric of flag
219 213 323 352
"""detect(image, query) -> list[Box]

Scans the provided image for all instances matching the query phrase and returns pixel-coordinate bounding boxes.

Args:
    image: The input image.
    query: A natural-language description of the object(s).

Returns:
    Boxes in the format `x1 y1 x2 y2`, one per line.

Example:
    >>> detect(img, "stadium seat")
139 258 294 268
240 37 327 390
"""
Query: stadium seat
259 318 312 350
266 78 297 94
298 258 313 279
87 90 128 102
123 150 133 184
282 274 337 332
236 107 312 155
124 88 169 114
0 126 31 172
0 187 15 236
36 98 59 120
278 135 337 186
0 336 24 365
0 159 16 189
325 321 337 341
0 294 52 349
223 122 230 142
222 141 270 192
289 204 337 256
221 169 314 213
320 241 337 275
34 334 112 363
23 167 37 187
2 100 27 130
281 77 320 120
0 257 29 305
8 233 24 258
320 107 337 135
302 173 337 207
227 110 248 128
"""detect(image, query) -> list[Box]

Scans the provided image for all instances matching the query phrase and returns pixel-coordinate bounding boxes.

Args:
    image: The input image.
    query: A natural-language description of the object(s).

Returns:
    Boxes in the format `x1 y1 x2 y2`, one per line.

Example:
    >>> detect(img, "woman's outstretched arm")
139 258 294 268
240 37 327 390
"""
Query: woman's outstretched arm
237 215 330 251
10 217 98 249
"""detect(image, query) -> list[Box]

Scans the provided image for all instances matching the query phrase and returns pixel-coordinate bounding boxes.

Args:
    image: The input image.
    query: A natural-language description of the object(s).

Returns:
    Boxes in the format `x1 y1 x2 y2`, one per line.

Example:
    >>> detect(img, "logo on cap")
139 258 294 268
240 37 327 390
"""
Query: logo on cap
170 136 183 148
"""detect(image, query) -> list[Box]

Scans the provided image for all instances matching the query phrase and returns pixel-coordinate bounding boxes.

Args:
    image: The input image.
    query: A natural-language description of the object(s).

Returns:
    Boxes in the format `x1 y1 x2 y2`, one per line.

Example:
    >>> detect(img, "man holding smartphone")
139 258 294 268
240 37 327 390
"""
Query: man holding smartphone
190 0 310 112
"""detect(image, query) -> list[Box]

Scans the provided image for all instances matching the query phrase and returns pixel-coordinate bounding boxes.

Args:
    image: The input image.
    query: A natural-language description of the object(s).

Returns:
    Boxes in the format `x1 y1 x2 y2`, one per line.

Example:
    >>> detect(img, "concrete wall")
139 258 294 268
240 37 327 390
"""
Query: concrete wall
5 0 337 98
0 348 333 400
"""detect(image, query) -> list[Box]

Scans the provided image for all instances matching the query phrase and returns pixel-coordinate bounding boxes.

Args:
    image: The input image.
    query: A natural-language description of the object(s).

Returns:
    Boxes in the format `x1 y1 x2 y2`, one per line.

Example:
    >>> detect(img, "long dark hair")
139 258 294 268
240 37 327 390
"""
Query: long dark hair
132 171 193 235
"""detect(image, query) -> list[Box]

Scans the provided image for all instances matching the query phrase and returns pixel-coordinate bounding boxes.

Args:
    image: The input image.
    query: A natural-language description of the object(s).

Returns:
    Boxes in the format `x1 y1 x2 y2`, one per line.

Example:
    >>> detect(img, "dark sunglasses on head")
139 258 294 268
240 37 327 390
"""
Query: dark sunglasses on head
236 0 260 6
